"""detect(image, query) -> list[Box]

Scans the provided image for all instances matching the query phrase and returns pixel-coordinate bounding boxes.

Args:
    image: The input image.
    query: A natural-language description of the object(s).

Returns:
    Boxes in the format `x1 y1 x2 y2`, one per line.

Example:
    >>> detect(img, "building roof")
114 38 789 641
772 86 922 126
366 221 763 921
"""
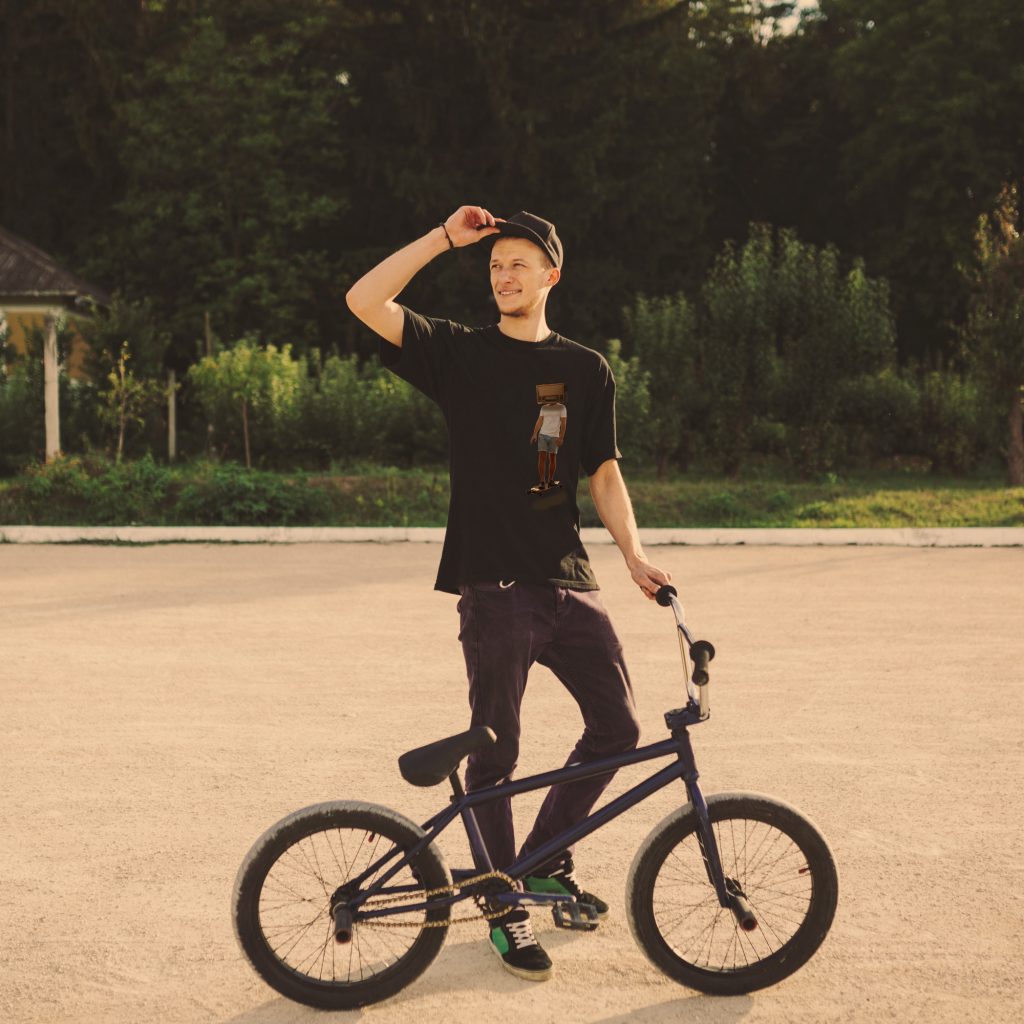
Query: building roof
0 225 111 306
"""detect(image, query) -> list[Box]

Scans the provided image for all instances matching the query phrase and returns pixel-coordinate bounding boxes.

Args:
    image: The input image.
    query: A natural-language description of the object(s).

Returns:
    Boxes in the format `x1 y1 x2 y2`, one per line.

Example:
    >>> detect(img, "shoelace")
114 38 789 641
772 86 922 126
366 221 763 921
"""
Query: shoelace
550 860 582 898
505 917 539 949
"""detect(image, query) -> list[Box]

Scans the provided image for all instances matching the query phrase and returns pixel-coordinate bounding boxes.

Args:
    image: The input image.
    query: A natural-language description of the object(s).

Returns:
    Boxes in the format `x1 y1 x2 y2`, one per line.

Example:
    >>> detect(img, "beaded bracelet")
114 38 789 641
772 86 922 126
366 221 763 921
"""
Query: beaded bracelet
439 222 455 249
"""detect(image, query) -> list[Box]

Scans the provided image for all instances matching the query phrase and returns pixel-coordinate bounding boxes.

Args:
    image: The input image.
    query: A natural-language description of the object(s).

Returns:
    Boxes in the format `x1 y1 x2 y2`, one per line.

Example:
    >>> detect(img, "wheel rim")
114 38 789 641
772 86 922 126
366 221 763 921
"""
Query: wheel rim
256 825 430 986
651 814 815 973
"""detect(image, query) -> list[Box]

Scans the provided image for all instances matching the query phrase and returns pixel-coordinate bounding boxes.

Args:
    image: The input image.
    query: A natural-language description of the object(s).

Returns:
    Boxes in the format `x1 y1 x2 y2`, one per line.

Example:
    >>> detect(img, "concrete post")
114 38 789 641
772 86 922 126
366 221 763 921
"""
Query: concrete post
43 311 60 462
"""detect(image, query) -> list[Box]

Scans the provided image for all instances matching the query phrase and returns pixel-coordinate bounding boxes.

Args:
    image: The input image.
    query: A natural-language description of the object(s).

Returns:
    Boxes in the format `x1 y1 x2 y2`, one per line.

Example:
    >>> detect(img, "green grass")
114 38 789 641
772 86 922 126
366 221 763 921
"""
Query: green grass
607 472 1024 528
0 457 1021 528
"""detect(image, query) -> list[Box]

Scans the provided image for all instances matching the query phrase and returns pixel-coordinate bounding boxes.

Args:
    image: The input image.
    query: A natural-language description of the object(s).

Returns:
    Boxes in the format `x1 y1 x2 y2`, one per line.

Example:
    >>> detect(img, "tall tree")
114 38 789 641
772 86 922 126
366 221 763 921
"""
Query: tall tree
961 186 1024 485
825 0 1024 359
0 0 145 261
329 0 733 350
91 1 351 360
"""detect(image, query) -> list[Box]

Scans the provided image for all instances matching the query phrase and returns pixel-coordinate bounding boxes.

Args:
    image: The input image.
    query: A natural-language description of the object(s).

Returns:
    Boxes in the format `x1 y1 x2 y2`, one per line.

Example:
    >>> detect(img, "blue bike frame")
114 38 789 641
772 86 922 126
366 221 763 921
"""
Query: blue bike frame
343 706 733 921
339 586 741 925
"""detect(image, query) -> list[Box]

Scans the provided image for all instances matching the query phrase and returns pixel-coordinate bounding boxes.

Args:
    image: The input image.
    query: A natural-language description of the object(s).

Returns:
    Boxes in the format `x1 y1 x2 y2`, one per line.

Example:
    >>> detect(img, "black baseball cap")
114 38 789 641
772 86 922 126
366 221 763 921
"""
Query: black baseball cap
491 211 563 269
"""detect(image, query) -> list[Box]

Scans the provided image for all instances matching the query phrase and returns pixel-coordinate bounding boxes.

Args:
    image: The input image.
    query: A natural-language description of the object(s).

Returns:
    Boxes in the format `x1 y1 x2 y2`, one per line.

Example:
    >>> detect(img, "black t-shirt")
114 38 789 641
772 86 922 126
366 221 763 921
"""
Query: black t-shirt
378 305 622 595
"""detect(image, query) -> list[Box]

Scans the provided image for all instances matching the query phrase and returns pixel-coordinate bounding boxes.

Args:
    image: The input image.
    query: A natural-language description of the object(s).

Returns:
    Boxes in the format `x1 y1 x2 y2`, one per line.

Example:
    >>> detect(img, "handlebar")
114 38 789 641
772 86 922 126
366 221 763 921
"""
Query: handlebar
654 584 715 719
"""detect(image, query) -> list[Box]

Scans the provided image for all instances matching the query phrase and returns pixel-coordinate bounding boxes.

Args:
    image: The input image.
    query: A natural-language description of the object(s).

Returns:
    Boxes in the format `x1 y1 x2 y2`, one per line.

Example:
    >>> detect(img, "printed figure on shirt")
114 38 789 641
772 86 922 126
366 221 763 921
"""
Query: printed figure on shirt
529 382 567 494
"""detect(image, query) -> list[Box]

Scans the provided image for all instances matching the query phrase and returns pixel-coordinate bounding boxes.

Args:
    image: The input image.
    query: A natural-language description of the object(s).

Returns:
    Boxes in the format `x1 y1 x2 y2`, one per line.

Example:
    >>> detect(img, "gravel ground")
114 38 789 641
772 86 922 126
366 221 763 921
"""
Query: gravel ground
1 542 1021 1024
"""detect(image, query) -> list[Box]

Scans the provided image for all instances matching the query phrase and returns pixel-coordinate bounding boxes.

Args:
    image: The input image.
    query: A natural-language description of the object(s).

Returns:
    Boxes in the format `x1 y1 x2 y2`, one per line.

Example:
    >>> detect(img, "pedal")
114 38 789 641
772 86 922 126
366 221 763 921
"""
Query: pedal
551 900 599 931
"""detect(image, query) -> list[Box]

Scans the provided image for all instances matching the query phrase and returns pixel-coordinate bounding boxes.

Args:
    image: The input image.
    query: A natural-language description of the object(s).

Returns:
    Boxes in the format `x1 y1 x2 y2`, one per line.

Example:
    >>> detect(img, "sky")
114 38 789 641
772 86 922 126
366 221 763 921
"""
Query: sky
778 0 819 34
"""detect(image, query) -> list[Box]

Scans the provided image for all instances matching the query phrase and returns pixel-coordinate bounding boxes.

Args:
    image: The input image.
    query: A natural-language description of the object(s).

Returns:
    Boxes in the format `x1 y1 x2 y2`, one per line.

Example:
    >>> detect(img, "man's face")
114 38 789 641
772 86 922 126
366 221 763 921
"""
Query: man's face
489 238 559 319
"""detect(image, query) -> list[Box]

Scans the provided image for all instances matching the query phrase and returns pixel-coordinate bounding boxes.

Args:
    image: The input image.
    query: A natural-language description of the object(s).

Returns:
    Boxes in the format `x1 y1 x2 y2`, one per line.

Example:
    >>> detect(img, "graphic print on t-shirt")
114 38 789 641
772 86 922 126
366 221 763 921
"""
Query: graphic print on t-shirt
528 382 568 498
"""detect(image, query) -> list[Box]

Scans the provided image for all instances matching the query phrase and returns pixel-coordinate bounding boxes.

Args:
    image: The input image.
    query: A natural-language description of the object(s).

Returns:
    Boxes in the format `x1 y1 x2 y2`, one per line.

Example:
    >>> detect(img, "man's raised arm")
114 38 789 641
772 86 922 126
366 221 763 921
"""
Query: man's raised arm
345 205 501 347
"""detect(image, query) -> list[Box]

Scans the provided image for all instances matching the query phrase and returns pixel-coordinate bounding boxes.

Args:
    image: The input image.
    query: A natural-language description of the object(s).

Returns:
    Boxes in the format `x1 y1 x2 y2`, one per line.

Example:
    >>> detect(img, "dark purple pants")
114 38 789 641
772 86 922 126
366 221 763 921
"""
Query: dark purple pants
456 580 641 871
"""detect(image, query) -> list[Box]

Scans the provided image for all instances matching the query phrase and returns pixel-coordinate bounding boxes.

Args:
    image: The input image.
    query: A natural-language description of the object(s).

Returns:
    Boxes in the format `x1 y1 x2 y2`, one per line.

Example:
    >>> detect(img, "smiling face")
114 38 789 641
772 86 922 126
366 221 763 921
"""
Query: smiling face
489 237 560 319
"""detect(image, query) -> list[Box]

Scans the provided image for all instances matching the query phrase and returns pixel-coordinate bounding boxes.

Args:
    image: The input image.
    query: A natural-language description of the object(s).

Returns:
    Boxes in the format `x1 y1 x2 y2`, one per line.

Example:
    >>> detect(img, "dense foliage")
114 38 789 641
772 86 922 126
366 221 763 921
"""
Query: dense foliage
1 1 1022 481
0 222 1004 479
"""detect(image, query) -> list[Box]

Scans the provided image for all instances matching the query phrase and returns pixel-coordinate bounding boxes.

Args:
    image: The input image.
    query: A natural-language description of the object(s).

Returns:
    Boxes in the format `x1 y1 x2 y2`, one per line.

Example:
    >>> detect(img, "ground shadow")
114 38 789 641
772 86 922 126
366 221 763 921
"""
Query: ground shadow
223 997 362 1023
590 995 754 1024
221 934 755 1024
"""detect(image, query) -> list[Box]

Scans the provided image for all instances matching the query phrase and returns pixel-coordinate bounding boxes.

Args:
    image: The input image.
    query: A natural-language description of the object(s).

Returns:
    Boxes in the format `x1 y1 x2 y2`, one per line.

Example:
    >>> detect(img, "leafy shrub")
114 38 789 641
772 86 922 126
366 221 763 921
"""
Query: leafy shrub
836 368 920 463
188 340 306 468
0 362 43 474
172 461 332 525
299 352 381 467
917 371 989 474
2 454 173 524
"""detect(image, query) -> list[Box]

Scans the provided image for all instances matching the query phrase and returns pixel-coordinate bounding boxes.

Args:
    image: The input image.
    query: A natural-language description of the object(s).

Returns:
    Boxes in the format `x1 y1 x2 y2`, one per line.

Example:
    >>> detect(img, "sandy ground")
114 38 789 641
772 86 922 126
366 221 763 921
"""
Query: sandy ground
1 542 1022 1024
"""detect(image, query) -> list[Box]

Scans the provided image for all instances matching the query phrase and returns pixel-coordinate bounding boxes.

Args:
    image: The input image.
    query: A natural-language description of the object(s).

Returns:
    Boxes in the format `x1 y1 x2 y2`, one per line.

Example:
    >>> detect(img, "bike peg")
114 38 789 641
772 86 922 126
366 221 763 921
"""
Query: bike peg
332 905 353 944
655 584 678 607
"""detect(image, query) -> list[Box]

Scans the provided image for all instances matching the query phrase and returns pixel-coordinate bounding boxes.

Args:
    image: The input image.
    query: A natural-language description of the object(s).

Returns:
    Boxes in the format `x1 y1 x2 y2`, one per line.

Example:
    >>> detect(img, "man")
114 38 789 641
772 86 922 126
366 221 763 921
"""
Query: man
345 205 672 982
530 387 567 494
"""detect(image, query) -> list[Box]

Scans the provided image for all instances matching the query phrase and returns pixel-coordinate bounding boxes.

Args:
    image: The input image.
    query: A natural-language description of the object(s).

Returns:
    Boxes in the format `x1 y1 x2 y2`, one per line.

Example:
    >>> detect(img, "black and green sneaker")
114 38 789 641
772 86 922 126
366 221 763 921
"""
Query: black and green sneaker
487 908 553 981
524 854 609 918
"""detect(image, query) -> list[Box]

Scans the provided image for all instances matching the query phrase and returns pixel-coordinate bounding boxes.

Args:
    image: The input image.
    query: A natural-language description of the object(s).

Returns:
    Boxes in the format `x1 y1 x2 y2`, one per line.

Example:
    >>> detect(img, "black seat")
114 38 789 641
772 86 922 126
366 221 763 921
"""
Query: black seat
398 726 497 787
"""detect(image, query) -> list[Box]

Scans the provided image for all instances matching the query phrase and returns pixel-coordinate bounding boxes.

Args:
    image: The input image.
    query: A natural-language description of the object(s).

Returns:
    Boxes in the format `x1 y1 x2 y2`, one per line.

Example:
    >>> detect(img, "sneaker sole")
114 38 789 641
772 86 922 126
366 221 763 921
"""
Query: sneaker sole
488 939 553 982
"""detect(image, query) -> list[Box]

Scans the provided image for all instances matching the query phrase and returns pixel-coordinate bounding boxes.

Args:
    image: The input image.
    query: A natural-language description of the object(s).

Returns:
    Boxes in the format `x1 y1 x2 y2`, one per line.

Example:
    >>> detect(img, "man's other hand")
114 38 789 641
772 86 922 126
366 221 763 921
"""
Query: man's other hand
444 206 502 246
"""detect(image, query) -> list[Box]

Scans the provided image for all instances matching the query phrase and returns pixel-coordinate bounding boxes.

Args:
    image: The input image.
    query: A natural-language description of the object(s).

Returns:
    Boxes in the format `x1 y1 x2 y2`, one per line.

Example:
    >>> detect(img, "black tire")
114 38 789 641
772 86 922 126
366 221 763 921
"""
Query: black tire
626 792 838 995
232 801 451 1009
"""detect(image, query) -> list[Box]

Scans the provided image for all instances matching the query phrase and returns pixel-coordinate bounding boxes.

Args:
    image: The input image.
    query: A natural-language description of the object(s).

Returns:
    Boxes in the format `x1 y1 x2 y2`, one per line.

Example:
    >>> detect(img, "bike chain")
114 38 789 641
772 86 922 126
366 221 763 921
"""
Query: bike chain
356 869 518 930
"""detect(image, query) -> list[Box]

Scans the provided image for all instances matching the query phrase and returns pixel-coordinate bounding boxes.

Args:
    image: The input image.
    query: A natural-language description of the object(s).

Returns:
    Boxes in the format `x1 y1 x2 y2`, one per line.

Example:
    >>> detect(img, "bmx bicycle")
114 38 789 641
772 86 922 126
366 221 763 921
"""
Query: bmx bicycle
232 584 838 1009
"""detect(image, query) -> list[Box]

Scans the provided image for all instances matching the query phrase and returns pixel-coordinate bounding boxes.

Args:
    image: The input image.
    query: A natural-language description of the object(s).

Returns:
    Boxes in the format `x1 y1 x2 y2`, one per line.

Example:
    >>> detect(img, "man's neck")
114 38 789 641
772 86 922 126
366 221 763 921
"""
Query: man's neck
497 309 552 342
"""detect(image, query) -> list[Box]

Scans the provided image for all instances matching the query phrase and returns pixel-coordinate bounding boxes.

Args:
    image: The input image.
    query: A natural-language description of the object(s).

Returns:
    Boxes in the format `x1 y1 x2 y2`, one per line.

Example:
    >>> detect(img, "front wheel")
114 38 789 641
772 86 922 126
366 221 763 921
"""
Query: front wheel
626 792 838 995
232 801 451 1009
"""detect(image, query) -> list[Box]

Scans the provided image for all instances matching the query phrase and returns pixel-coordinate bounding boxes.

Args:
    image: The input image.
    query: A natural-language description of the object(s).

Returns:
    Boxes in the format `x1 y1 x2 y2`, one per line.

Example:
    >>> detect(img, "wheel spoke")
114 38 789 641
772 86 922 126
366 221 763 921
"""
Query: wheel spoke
647 806 828 979
249 815 441 993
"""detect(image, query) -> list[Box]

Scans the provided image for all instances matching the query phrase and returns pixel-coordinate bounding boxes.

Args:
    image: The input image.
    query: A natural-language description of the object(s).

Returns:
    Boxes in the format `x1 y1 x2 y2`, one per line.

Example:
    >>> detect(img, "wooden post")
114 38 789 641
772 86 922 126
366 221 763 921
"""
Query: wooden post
204 311 214 453
167 368 177 462
43 311 60 462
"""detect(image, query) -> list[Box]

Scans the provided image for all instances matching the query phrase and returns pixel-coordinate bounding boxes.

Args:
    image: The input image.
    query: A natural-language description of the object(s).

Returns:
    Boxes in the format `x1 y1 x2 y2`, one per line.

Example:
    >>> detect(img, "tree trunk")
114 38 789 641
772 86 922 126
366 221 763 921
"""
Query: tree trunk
1008 387 1023 486
117 397 126 464
241 398 251 469
204 312 214 454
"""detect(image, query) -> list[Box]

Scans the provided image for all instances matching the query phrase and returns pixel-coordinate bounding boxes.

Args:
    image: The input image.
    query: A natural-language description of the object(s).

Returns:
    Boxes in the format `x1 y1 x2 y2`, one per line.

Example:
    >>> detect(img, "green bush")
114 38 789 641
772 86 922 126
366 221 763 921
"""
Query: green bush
0 362 43 474
917 370 989 474
836 368 920 464
3 454 173 524
188 340 306 468
697 224 898 476
172 461 332 525
367 369 449 469
700 225 778 475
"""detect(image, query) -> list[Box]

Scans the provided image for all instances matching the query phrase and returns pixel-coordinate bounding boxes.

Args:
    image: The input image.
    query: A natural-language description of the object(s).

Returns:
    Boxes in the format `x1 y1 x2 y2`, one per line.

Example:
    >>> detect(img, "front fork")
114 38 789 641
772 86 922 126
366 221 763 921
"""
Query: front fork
676 728 759 932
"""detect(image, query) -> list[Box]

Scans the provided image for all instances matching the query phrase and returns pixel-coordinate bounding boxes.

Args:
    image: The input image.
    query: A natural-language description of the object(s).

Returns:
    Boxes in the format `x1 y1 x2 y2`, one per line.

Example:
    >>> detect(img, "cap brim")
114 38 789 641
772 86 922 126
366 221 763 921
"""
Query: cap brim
489 222 555 262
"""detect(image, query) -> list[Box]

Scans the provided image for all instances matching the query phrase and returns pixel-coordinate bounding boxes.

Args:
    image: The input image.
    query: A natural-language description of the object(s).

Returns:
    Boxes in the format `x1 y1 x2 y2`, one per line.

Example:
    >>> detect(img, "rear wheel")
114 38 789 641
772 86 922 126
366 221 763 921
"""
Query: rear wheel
233 801 450 1009
626 792 838 995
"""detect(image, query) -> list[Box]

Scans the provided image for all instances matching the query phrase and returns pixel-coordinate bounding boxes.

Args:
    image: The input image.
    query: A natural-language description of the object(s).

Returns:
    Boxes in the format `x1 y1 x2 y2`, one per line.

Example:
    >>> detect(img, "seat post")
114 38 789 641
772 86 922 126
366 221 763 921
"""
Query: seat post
449 771 494 872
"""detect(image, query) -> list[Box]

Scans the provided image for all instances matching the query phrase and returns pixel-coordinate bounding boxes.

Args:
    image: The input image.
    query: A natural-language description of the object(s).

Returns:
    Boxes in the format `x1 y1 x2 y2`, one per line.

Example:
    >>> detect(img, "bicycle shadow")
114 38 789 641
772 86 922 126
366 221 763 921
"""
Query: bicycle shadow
221 999 354 1023
221 937 754 1024
588 999 754 1024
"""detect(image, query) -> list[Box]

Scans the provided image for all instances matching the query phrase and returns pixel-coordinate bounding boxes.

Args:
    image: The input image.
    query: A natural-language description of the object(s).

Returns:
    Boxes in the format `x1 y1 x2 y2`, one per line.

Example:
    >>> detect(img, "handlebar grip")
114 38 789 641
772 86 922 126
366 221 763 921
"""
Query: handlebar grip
690 640 715 685
655 584 678 607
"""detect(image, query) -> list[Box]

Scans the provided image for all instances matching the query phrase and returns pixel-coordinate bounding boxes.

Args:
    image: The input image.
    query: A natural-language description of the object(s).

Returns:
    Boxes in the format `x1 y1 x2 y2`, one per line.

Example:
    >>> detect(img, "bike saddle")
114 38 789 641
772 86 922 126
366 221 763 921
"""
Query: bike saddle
398 726 497 787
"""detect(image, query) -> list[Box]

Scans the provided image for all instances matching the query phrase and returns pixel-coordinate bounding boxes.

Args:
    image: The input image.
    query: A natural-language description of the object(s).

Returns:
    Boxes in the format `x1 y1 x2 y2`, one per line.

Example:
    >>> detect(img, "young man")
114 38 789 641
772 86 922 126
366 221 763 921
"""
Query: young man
345 205 672 982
